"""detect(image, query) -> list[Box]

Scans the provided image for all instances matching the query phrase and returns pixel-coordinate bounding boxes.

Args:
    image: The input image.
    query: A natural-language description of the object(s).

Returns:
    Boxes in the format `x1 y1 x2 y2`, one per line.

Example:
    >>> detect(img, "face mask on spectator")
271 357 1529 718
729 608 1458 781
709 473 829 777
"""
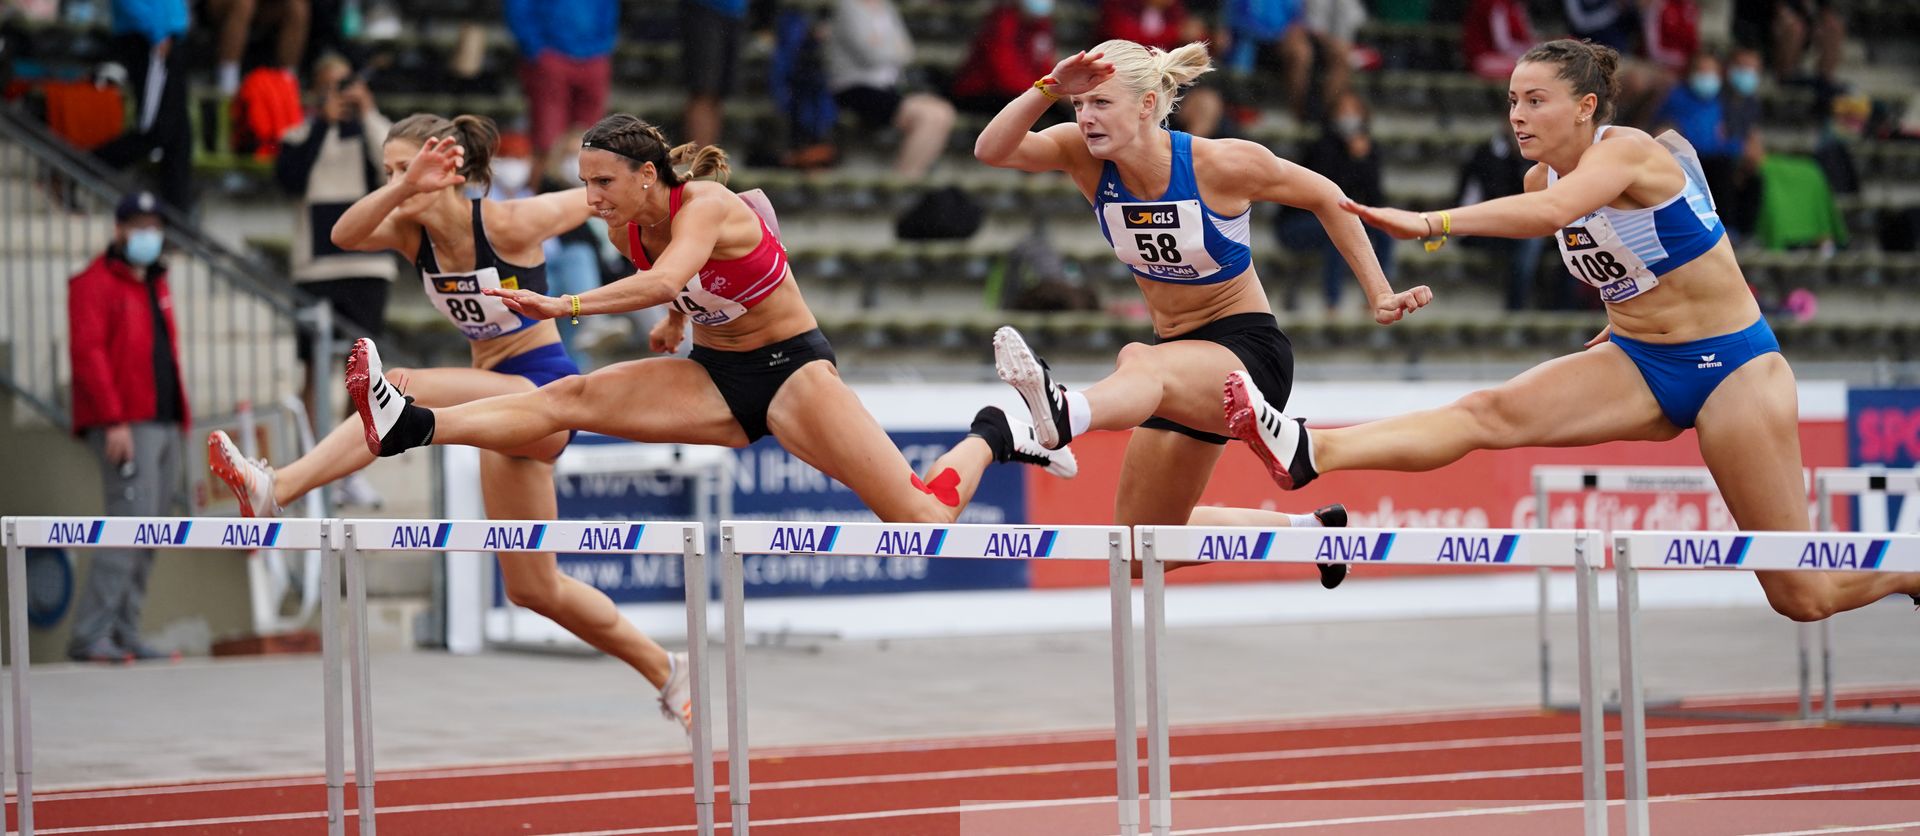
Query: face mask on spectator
1728 68 1759 96
123 228 164 267
559 154 582 186
1689 73 1721 99
494 158 532 193
1333 115 1365 138
1020 0 1053 17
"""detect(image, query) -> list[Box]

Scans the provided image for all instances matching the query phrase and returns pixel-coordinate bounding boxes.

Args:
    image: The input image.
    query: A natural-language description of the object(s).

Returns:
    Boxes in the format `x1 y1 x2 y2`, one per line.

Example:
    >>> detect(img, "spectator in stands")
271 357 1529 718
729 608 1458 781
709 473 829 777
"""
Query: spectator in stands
506 0 616 179
1281 0 1368 119
771 5 838 170
485 133 538 201
1642 0 1702 76
205 0 310 96
828 0 957 178
1653 52 1734 154
1563 0 1674 127
1455 130 1547 309
1733 0 1845 84
682 0 747 147
1462 0 1533 81
1715 48 1767 237
1274 91 1393 314
1562 0 1636 54
92 0 192 214
1098 1 1229 136
275 54 398 453
66 191 187 664
950 0 1058 115
538 129 611 355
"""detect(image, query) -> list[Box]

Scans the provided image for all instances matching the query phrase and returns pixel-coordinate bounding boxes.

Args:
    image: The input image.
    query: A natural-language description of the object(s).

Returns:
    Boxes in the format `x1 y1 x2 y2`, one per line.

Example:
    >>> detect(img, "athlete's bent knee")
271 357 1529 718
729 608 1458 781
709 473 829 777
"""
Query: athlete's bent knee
504 578 563 615
1455 388 1518 446
1763 581 1836 622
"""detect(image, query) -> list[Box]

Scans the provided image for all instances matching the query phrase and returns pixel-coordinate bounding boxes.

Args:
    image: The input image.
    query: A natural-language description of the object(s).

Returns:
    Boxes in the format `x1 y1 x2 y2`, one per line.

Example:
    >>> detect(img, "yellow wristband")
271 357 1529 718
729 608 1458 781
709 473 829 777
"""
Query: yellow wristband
569 294 581 325
1033 76 1060 102
1423 210 1452 253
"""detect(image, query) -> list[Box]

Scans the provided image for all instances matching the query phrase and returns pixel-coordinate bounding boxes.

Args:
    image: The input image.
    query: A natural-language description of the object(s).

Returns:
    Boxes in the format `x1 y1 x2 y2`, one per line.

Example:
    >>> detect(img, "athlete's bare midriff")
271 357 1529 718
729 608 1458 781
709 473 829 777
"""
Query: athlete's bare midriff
1135 268 1273 337
469 319 563 371
686 274 821 353
1602 237 1763 344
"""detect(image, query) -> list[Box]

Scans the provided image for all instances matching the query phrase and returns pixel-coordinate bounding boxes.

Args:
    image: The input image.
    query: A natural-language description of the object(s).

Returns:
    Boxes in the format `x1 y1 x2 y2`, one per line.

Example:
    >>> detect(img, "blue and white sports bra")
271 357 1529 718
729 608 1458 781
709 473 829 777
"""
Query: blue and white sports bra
1093 130 1253 285
1547 127 1725 304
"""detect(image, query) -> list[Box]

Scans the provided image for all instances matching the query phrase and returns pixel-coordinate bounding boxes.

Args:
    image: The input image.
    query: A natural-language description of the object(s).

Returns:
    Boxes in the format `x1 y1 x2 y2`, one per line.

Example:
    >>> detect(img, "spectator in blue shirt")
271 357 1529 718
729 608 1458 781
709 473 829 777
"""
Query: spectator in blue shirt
1654 51 1738 157
506 0 618 178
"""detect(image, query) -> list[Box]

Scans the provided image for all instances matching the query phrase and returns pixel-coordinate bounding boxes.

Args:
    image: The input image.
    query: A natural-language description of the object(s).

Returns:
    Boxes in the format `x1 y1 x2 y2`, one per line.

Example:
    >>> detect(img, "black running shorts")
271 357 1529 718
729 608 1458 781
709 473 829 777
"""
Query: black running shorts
1139 312 1296 445
690 329 837 442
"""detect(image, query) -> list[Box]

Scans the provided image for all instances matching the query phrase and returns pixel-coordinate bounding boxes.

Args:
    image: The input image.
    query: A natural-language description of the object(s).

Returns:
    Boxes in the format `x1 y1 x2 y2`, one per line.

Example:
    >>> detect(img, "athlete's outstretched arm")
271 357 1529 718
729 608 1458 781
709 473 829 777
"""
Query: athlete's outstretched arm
1229 140 1431 323
488 190 727 320
974 50 1108 172
332 136 464 252
489 188 595 254
1343 137 1646 241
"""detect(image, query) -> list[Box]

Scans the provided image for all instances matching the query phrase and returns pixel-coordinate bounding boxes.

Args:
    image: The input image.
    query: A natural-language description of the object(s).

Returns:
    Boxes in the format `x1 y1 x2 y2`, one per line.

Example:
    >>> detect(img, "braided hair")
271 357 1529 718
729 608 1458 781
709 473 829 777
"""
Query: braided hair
579 114 731 185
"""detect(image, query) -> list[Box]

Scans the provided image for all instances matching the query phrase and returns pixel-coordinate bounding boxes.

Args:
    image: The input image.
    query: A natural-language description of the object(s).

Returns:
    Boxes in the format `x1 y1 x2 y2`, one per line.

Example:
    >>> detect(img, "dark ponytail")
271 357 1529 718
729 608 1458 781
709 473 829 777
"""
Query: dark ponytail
386 112 502 191
1519 39 1622 124
580 113 732 185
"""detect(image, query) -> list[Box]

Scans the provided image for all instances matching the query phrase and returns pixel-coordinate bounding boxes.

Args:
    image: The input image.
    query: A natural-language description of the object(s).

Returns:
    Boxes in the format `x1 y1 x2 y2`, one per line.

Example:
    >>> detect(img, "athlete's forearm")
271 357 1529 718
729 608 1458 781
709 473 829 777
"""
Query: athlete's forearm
973 89 1057 166
578 271 679 315
1444 191 1567 240
331 179 419 249
1317 207 1395 304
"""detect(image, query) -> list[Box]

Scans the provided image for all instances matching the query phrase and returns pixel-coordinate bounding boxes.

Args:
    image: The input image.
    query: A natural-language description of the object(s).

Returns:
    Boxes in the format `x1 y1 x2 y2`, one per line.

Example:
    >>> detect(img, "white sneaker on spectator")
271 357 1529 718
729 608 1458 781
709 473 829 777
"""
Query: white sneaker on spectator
335 472 385 510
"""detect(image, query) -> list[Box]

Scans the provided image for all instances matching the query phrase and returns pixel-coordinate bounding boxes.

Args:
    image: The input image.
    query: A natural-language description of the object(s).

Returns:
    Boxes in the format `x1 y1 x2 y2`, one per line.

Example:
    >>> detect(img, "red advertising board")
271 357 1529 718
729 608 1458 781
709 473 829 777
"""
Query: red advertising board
1026 422 1847 587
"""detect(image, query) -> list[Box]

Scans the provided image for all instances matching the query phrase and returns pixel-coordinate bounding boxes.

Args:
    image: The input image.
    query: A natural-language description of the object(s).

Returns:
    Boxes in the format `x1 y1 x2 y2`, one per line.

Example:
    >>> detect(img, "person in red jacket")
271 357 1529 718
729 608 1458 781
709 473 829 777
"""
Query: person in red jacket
949 0 1058 114
66 191 188 663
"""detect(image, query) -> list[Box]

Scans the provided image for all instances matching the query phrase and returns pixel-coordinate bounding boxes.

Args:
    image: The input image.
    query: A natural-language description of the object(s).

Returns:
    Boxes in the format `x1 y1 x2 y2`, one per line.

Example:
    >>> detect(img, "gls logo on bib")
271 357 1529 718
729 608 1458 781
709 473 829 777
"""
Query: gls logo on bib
1123 203 1180 229
1563 227 1598 250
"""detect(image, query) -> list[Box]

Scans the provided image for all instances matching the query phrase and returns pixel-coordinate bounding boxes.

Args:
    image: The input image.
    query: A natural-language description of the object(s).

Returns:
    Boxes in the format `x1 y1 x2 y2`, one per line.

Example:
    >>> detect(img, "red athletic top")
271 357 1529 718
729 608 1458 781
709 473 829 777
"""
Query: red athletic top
627 184 789 326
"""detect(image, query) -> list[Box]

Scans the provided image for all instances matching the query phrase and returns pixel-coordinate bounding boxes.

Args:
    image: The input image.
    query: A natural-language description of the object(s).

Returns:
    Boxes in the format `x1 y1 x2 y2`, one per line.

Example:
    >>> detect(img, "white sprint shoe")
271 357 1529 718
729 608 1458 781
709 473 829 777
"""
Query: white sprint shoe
346 338 417 457
207 430 282 518
993 326 1074 450
1223 371 1318 491
657 651 693 736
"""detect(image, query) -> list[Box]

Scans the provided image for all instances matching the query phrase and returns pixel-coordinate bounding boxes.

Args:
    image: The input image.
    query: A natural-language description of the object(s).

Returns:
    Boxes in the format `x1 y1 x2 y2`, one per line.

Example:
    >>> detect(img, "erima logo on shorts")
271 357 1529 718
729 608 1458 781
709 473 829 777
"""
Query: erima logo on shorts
1697 353 1722 369
1563 228 1597 250
1123 203 1180 229
436 277 481 294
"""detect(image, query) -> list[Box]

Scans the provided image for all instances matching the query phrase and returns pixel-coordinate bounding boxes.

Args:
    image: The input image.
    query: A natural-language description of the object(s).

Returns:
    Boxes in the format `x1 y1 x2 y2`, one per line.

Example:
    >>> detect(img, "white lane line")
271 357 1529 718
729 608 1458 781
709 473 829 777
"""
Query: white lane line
36 742 1920 834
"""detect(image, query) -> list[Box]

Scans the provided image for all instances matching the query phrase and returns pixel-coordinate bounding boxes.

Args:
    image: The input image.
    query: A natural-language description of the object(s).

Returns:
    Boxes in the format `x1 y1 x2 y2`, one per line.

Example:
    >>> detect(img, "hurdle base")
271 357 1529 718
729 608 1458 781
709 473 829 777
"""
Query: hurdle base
213 629 322 657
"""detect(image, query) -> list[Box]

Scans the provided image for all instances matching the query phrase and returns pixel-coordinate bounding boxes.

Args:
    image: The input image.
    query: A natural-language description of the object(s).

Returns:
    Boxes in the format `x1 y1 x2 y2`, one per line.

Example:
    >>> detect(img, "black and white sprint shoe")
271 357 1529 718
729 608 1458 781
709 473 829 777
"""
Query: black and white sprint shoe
1224 371 1318 491
993 326 1074 450
347 338 431 457
973 406 1077 478
1313 503 1348 589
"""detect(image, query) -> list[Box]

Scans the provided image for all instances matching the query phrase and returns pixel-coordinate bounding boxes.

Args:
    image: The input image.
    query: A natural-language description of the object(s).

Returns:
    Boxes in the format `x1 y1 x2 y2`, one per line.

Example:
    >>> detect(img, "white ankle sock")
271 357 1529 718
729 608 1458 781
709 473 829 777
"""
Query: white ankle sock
1286 513 1321 528
218 62 241 96
1065 390 1091 437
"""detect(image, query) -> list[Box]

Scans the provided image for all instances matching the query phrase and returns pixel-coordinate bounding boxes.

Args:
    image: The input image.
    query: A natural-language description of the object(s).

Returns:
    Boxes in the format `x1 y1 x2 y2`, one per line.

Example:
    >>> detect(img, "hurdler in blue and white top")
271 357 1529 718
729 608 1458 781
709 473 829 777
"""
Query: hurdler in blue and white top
1139 526 1584 567
348 519 695 554
1619 531 1920 572
725 522 1128 561
13 517 325 550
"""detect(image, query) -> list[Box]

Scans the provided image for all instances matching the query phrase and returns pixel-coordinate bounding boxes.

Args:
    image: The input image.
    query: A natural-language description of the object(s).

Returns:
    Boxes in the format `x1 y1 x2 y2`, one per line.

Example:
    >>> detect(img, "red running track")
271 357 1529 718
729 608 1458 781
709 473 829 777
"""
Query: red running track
14 690 1920 835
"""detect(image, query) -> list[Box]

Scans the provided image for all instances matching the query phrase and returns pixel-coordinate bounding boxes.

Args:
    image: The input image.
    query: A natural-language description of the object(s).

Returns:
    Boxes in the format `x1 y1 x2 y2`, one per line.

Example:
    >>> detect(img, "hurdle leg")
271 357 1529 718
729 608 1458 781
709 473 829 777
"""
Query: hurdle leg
6 523 33 836
683 529 716 836
1140 531 1171 836
345 532 377 834
1108 532 1139 836
1614 549 1650 836
1819 619 1834 722
1535 481 1552 710
1573 535 1606 836
722 529 750 836
322 522 346 836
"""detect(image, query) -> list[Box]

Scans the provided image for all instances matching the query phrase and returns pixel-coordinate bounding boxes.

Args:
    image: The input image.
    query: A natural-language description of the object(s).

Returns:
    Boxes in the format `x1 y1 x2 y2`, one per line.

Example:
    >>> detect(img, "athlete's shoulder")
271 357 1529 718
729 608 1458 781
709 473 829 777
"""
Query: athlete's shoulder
1192 136 1277 167
1525 161 1549 192
1585 126 1663 161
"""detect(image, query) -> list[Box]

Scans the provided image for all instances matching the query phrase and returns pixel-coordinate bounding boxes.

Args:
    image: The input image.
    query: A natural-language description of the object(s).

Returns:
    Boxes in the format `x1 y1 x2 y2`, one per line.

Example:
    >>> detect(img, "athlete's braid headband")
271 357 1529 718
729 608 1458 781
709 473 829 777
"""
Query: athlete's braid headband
580 139 649 164
581 123 666 164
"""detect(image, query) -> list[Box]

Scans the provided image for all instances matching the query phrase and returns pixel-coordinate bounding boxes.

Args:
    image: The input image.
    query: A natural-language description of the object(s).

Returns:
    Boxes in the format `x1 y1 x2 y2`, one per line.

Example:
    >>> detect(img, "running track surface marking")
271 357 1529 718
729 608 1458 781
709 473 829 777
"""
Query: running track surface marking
16 690 1920 835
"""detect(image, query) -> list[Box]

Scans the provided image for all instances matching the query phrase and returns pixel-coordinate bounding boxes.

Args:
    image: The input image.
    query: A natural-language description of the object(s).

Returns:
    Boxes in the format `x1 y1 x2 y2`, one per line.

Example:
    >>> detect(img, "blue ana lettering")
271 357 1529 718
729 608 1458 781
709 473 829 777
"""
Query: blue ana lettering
1314 535 1369 562
1436 536 1493 563
1663 539 1725 566
483 526 530 551
1797 542 1859 569
48 522 88 544
134 523 176 545
1198 535 1252 561
875 530 928 555
984 532 1035 558
768 526 819 552
577 527 624 551
221 524 266 547
391 525 434 549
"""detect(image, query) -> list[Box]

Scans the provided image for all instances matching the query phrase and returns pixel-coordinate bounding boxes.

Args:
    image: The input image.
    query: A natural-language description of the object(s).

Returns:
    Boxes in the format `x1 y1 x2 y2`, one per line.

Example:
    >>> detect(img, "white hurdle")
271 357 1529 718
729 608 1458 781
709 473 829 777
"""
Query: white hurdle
719 521 1136 836
344 519 711 836
1134 525 1606 836
1612 530 1920 836
1 517 336 836
1814 467 1920 722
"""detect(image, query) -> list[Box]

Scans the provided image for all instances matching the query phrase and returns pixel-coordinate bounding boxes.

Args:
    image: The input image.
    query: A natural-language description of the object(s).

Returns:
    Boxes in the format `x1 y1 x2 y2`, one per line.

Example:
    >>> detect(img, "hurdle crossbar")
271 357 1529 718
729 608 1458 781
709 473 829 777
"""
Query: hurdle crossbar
1613 529 1920 836
1135 525 1606 836
344 518 711 836
1 517 337 836
1531 465 1832 720
719 521 1136 836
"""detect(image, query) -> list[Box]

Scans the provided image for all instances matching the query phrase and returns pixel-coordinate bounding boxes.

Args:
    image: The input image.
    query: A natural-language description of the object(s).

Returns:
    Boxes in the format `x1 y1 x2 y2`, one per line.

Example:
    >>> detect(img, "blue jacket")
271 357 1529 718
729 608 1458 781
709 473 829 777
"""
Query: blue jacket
112 0 190 45
1656 87 1740 158
505 0 619 61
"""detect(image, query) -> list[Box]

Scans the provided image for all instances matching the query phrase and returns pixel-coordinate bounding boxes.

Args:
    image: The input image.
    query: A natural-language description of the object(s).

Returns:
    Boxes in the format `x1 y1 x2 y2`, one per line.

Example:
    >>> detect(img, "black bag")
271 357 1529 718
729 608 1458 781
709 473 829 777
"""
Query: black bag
895 187 984 241
1878 206 1920 252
